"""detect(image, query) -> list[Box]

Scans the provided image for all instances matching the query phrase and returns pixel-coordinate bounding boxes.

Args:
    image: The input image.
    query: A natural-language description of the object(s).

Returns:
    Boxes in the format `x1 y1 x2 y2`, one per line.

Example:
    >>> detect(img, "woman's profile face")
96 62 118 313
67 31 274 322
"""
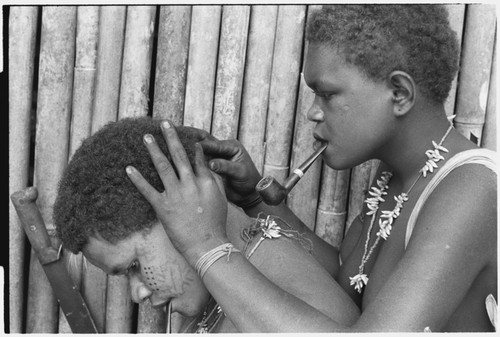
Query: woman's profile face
82 220 210 317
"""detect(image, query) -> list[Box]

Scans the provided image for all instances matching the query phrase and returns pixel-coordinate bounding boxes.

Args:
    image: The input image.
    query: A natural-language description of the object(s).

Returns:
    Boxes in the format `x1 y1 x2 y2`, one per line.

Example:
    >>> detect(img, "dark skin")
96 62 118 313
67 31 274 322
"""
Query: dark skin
127 43 496 332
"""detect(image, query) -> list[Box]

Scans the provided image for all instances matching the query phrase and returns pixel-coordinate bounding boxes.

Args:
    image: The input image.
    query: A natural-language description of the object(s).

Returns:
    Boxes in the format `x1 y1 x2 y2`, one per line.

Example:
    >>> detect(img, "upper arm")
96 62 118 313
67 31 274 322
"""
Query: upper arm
354 164 497 331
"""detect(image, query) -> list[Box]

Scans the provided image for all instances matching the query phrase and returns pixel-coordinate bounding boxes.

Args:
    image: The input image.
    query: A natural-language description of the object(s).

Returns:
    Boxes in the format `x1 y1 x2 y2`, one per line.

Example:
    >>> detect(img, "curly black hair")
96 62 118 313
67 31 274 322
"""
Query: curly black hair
307 4 460 103
53 117 208 254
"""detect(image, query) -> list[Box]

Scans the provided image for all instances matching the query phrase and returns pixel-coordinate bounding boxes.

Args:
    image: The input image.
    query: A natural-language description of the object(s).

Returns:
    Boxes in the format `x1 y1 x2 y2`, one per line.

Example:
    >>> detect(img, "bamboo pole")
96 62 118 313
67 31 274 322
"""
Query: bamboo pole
287 77 322 229
481 42 496 151
152 6 191 124
345 160 380 233
238 5 277 173
262 5 306 185
118 6 156 120
315 166 351 249
28 6 76 333
85 6 127 332
58 6 100 333
211 5 250 140
8 6 39 333
183 6 221 131
443 4 466 117
454 4 496 145
91 6 126 133
105 275 135 333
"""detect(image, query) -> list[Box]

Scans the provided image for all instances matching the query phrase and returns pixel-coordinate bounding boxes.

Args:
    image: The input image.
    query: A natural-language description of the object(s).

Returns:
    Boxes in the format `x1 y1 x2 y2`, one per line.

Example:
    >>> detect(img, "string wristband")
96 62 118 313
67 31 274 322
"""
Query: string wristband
195 243 241 279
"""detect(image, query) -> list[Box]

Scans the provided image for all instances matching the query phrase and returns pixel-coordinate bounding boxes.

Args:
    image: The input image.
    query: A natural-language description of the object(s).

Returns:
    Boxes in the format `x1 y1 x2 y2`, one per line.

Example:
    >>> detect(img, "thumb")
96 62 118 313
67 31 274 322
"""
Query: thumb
208 159 246 179
200 139 239 158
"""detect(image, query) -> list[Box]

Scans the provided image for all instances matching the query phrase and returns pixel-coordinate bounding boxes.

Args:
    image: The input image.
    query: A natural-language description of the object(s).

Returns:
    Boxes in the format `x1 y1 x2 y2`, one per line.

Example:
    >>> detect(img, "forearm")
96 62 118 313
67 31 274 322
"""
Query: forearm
243 201 340 277
201 252 349 332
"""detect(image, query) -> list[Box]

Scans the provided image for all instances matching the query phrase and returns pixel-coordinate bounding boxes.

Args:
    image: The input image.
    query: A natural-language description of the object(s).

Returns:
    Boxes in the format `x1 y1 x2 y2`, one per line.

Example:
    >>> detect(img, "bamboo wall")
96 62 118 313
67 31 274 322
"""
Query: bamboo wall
8 4 497 333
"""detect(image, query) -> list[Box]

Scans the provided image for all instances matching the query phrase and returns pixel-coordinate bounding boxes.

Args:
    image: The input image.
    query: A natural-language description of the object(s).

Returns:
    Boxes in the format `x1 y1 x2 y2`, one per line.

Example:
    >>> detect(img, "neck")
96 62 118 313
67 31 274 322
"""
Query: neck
379 105 452 187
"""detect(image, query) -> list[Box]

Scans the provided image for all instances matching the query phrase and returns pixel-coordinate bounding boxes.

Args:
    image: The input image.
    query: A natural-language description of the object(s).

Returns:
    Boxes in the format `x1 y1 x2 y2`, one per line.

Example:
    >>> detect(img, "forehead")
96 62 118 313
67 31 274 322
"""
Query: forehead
303 43 364 87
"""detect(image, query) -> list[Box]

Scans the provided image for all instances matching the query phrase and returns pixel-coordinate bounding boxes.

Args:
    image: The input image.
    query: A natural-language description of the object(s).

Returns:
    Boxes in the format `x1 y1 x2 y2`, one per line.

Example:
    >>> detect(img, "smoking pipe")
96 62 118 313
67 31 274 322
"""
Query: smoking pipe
256 142 328 205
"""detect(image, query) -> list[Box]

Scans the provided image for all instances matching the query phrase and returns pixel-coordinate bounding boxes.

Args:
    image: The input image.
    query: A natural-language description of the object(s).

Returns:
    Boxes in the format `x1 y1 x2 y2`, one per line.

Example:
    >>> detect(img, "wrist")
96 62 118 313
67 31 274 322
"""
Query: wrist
184 236 231 267
234 192 263 210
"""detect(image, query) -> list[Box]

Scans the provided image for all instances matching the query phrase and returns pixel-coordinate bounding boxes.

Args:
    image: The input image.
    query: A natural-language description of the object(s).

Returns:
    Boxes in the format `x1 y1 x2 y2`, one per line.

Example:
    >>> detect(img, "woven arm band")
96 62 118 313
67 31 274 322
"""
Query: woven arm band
194 243 241 279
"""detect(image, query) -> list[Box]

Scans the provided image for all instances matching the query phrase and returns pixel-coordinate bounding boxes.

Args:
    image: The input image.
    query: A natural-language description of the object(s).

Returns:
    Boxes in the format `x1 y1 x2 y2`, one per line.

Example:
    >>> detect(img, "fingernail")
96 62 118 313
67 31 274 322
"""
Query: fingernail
126 166 133 174
162 120 171 129
144 134 153 144
209 162 218 171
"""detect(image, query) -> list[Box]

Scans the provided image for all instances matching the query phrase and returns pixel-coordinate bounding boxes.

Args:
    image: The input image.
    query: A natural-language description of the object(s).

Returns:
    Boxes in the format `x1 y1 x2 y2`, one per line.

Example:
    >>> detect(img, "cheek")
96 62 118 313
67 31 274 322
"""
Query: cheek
141 263 184 295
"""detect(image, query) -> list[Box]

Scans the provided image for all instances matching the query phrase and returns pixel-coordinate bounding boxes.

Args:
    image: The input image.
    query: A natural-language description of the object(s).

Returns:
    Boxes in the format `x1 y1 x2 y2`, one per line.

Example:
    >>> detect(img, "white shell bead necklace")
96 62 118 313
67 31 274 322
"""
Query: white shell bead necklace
349 122 454 293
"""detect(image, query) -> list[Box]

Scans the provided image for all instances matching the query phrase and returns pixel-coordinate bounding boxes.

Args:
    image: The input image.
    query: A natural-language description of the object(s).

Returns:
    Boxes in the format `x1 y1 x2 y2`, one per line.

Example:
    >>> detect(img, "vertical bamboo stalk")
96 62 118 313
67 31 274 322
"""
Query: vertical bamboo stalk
345 160 380 233
152 6 191 124
454 4 496 145
211 5 250 140
85 6 127 333
8 6 39 333
481 43 496 151
315 166 351 249
183 6 221 131
118 6 156 120
105 275 135 333
443 4 466 117
238 5 278 173
287 78 322 229
28 6 76 333
262 5 306 185
58 6 100 334
91 6 126 133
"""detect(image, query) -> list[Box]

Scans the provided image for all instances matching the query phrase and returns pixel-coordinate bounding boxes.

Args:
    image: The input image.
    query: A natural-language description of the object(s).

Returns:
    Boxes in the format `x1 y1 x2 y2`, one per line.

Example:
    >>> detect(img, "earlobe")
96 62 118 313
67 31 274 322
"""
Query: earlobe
389 71 416 117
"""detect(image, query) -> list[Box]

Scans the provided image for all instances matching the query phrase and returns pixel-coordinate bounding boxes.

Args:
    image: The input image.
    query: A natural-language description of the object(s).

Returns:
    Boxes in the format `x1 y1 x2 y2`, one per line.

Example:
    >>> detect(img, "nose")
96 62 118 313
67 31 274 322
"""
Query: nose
306 101 324 122
129 273 153 303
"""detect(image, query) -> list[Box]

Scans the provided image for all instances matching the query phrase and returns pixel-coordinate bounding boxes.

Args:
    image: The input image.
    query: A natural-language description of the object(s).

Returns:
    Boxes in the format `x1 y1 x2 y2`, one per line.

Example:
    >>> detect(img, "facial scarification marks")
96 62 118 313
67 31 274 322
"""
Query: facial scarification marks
142 263 184 295
143 265 160 291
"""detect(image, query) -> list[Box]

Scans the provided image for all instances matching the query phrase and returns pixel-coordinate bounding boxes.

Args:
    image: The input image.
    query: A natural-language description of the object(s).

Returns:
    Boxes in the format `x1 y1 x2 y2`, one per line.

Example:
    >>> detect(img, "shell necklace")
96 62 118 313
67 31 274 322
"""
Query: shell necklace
349 123 454 293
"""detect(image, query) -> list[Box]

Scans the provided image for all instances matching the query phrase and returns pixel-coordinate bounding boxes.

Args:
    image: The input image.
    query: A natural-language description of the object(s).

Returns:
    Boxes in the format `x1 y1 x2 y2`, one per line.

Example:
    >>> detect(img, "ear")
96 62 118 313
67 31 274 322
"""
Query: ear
388 71 416 117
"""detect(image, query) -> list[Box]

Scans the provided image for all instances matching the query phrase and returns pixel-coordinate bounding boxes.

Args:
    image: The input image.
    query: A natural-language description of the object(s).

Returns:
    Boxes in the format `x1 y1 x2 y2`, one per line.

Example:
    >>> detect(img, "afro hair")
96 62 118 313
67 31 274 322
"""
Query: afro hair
306 4 460 104
53 117 209 254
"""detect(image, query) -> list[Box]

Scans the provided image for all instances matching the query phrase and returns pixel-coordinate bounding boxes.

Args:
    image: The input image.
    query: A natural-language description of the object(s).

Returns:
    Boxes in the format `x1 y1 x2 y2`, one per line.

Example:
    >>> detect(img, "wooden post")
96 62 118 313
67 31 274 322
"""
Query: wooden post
315 166 351 249
238 5 278 173
481 43 497 151
118 6 156 120
91 6 126 133
28 6 77 333
183 6 221 131
443 4 466 117
57 6 100 334
263 5 306 185
152 6 191 124
211 5 250 140
454 4 496 145
8 6 39 333
105 275 135 333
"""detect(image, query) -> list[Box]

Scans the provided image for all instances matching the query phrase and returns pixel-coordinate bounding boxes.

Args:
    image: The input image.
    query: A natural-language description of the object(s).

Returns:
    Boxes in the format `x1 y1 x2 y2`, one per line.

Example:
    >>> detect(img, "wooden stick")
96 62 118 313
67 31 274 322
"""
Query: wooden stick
91 6 126 133
81 262 107 333
58 6 100 334
239 5 278 173
211 5 250 140
346 160 380 233
28 6 77 333
454 4 496 145
105 275 134 333
262 5 306 184
8 6 39 333
152 6 191 124
443 4 466 117
137 301 166 333
118 6 156 119
481 42 497 151
183 6 221 131
315 166 351 249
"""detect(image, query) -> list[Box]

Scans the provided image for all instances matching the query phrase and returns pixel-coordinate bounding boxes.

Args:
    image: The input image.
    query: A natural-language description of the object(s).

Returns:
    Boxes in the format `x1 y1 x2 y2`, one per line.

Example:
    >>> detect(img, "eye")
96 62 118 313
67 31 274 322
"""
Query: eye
126 260 139 275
